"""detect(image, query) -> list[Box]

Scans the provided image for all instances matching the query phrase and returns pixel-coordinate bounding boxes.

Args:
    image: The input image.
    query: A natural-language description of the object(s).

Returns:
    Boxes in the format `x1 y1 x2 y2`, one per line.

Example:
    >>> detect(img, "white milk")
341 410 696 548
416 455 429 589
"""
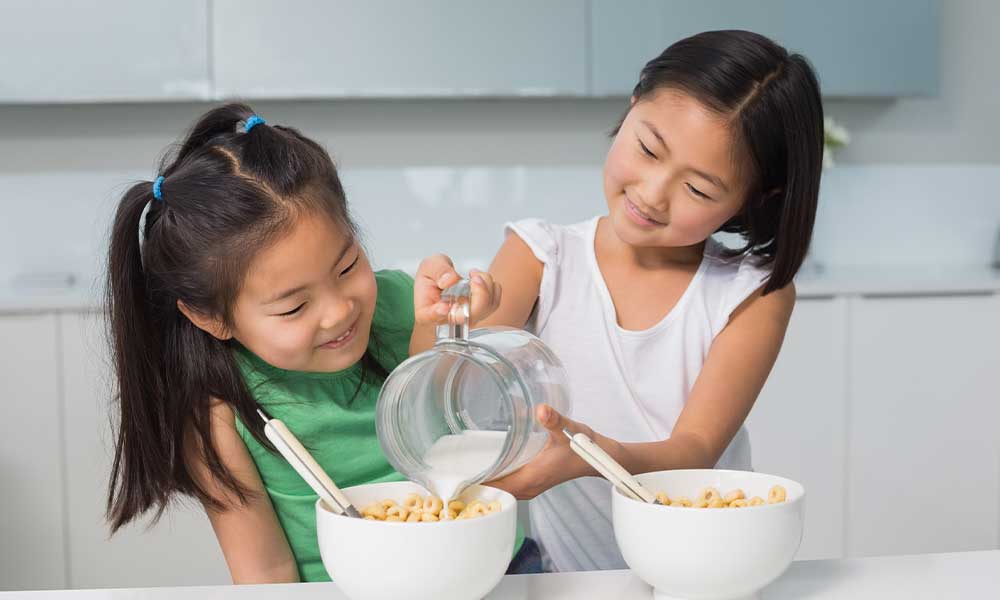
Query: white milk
421 430 508 506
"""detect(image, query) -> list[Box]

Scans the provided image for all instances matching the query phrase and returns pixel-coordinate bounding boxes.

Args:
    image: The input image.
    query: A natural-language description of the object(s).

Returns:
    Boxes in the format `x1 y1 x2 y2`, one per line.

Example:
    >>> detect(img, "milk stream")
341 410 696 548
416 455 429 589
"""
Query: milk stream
420 430 508 514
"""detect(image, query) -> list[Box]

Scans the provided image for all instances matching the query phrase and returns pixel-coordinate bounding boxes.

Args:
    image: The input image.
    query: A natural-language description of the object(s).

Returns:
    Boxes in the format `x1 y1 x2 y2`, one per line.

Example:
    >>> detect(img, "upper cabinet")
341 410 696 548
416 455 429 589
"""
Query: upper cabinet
211 0 588 99
590 0 940 98
0 0 937 103
0 0 210 103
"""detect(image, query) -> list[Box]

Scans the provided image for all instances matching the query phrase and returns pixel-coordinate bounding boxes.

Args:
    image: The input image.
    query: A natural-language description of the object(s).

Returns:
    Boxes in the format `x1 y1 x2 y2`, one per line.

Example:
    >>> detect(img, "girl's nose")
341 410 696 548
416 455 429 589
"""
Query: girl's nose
319 297 355 331
640 180 672 216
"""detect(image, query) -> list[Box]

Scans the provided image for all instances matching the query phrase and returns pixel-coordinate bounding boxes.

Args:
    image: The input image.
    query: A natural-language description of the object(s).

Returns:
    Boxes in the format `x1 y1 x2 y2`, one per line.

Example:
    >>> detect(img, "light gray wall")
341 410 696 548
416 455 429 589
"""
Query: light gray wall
0 0 996 176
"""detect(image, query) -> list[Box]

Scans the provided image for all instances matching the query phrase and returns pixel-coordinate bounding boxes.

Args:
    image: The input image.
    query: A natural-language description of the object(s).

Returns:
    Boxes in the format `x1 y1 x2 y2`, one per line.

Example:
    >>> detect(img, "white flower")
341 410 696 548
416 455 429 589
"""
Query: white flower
823 116 850 169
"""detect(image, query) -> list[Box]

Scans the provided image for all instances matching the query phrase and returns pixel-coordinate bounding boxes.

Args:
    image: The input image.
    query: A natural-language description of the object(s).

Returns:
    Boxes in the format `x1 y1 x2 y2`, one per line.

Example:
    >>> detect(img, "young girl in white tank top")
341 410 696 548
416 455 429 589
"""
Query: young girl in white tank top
477 31 825 571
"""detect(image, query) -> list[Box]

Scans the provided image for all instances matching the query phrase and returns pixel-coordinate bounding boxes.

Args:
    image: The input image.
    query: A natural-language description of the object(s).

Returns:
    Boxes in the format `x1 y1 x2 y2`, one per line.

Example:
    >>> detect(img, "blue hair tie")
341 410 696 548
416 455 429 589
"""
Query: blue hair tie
244 115 266 132
152 176 165 202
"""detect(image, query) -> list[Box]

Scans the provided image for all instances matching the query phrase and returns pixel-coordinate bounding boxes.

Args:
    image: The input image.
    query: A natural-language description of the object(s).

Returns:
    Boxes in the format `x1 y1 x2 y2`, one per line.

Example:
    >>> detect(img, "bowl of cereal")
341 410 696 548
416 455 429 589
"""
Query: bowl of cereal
316 481 516 600
612 469 804 600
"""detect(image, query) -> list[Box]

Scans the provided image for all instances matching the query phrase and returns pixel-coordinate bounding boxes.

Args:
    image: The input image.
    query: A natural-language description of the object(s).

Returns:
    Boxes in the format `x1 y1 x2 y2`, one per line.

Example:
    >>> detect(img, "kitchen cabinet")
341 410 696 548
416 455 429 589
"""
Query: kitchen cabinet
589 0 939 97
746 297 848 560
212 0 588 99
0 1 938 104
0 1 210 103
845 293 1000 557
59 313 229 588
0 314 66 590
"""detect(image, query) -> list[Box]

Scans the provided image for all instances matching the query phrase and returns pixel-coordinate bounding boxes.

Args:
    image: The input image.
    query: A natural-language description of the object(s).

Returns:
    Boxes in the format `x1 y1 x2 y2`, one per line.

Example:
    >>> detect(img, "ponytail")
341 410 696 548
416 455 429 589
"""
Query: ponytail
105 182 176 531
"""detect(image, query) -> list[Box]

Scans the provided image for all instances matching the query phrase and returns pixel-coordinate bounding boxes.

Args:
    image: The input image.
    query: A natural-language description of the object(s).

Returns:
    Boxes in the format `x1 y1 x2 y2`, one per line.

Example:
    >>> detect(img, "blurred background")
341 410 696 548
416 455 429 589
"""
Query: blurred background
1 0 998 592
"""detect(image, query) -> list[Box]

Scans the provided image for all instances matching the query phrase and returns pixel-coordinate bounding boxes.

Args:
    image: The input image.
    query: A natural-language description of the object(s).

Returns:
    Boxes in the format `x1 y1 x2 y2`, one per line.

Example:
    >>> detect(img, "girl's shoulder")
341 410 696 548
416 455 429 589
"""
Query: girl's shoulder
700 238 774 324
504 217 597 266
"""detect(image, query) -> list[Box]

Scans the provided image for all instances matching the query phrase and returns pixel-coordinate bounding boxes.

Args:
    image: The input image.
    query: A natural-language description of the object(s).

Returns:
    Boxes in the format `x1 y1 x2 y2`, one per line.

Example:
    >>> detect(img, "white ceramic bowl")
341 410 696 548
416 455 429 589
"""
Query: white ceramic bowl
317 481 516 600
613 469 805 600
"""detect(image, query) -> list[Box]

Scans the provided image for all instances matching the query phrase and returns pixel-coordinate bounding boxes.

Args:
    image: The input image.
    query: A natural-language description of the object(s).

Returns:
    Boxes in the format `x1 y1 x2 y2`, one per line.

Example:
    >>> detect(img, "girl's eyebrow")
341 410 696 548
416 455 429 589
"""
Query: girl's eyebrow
262 236 355 305
640 119 730 193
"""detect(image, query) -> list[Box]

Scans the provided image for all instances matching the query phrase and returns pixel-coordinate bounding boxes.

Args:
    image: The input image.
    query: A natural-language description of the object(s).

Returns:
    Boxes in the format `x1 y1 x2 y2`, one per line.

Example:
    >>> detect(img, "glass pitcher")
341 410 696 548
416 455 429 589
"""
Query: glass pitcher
376 279 571 501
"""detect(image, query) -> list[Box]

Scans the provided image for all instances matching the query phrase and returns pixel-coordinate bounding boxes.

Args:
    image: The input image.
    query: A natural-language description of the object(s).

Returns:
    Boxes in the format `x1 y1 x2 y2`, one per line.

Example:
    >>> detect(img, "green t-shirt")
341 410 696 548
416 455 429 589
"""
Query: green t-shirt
234 269 523 582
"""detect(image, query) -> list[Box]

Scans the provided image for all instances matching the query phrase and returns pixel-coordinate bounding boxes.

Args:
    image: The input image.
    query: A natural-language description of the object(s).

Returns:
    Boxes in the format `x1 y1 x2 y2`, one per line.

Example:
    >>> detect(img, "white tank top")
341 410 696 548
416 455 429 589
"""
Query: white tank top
507 216 771 572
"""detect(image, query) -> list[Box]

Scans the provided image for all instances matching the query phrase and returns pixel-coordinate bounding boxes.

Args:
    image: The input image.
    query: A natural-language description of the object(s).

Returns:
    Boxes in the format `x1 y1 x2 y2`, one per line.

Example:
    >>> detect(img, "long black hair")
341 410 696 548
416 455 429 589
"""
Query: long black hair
617 30 824 294
105 103 387 532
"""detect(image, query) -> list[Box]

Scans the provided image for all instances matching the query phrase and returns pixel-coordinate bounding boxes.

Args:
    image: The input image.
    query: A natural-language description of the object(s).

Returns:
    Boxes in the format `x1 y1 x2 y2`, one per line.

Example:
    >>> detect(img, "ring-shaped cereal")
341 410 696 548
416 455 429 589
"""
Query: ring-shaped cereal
403 493 424 511
386 505 409 520
421 511 439 522
748 496 765 506
768 485 787 504
362 503 386 520
723 489 745 504
728 499 748 508
423 496 444 516
655 491 670 505
695 487 722 504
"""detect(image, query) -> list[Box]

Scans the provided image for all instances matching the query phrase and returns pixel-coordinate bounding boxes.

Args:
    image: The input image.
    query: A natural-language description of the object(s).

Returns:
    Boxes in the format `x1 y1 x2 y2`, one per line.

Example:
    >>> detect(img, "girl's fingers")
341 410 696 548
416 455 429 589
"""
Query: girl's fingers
436 269 461 290
469 269 500 320
537 404 590 441
417 254 459 289
414 302 450 324
536 404 564 432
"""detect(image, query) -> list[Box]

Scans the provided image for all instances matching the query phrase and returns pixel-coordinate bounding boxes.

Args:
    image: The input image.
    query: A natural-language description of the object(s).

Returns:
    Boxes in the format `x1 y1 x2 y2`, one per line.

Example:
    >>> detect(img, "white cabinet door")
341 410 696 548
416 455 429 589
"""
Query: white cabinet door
746 296 848 560
0 314 66 591
212 0 587 98
59 313 229 588
589 0 939 97
846 293 1000 557
0 1 209 103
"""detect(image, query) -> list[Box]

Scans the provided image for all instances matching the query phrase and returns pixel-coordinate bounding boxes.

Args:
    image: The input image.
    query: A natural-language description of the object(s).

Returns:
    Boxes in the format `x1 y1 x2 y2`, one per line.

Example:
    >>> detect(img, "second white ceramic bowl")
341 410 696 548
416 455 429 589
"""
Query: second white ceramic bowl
613 469 805 600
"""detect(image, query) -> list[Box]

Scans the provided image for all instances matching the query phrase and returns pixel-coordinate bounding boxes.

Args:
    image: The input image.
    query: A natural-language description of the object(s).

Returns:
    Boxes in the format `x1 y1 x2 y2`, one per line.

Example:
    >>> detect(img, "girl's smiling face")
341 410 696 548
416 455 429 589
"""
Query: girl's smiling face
604 89 750 252
230 212 377 373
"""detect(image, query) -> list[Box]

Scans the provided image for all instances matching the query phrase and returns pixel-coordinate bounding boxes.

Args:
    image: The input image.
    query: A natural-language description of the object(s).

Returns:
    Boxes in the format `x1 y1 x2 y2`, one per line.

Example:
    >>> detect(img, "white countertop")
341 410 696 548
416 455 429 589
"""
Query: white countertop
792 264 1000 297
1 266 998 314
2 551 997 599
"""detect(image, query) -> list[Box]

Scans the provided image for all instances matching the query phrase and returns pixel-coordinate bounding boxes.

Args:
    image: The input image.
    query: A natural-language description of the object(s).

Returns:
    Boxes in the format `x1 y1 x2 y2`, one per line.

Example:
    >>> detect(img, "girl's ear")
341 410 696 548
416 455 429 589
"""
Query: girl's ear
176 300 233 340
630 95 637 106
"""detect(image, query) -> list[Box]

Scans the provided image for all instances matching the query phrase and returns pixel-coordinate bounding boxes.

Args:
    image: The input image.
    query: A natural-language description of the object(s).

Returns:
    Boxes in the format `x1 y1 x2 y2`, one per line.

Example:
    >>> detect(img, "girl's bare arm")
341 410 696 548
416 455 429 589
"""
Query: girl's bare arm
186 401 299 584
476 231 544 329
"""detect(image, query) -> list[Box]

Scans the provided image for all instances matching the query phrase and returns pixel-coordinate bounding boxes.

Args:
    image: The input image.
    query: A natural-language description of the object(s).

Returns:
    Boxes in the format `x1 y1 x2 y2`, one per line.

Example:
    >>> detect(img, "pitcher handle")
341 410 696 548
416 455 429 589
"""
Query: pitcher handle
436 278 470 342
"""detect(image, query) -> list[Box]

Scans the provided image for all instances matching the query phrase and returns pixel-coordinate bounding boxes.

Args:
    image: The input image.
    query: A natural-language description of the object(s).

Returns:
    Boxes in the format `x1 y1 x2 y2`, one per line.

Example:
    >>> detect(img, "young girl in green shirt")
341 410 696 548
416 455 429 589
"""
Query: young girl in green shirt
104 103 509 582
